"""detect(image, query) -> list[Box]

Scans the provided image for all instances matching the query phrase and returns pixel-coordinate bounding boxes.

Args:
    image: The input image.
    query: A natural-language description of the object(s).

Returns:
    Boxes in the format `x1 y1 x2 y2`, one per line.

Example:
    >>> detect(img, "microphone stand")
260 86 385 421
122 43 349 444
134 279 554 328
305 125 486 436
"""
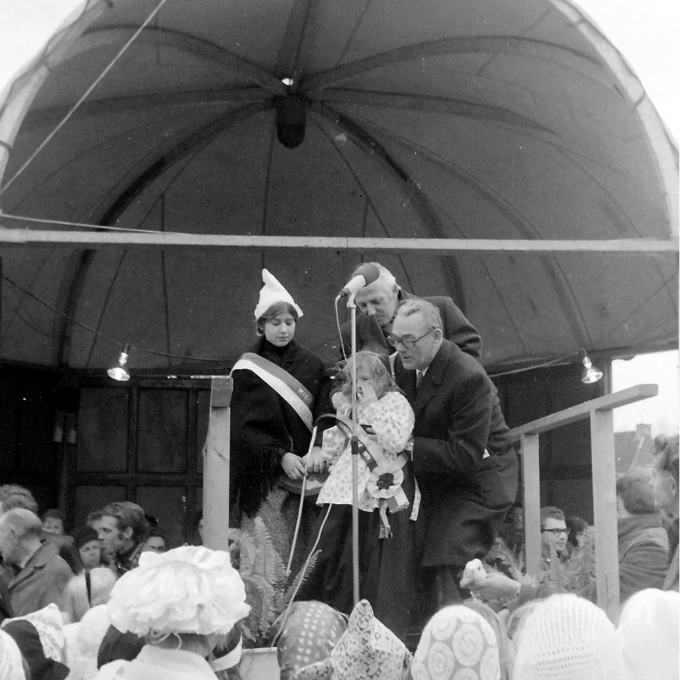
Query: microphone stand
347 291 361 606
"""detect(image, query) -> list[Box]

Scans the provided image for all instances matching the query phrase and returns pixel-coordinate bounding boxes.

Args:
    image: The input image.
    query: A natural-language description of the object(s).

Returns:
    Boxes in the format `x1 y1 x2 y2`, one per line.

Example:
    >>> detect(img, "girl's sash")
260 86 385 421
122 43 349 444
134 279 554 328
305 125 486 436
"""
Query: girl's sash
231 352 326 495
333 412 410 538
230 352 314 432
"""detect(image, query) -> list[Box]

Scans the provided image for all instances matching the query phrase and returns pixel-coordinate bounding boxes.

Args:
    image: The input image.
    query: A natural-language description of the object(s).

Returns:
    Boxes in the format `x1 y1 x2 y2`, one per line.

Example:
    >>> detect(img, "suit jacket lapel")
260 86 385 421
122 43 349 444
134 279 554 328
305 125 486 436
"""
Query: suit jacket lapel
413 344 449 417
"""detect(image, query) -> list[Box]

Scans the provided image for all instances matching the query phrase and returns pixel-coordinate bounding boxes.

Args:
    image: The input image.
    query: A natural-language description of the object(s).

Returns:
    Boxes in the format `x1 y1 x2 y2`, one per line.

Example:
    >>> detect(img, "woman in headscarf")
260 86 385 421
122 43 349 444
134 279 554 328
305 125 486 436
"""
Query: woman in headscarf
229 269 331 572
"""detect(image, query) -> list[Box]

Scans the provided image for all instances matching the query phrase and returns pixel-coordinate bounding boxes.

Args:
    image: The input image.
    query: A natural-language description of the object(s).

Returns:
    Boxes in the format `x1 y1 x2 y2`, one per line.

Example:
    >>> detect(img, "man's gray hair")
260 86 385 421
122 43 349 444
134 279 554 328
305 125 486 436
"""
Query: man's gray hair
0 508 43 539
352 262 399 295
395 298 443 330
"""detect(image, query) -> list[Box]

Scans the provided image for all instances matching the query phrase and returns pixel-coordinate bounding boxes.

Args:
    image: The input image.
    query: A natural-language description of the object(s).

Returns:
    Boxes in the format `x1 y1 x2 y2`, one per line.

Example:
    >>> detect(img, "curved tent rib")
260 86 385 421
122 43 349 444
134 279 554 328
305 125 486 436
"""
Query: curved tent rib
0 0 676 372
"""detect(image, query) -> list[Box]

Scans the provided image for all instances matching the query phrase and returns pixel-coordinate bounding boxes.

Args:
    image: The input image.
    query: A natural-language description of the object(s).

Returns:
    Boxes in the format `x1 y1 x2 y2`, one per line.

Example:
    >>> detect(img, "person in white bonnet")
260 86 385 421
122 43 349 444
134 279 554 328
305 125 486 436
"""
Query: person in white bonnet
94 546 249 680
512 593 626 680
615 588 679 680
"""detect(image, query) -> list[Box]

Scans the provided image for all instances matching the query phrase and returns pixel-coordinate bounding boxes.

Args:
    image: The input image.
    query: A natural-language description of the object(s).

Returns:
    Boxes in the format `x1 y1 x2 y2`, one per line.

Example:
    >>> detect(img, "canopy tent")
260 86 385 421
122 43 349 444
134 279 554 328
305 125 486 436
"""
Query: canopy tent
0 0 677 373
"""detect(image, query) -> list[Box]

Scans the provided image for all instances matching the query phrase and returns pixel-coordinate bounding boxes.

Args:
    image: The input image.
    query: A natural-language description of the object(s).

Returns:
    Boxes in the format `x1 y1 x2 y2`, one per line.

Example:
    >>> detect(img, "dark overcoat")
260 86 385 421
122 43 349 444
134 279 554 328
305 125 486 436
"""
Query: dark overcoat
395 339 518 567
8 543 72 616
340 291 482 359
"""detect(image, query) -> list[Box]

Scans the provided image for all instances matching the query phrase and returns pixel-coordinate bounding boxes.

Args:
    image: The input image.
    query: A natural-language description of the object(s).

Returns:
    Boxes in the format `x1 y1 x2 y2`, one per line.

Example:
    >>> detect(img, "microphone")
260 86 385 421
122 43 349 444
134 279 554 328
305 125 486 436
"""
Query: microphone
338 263 380 298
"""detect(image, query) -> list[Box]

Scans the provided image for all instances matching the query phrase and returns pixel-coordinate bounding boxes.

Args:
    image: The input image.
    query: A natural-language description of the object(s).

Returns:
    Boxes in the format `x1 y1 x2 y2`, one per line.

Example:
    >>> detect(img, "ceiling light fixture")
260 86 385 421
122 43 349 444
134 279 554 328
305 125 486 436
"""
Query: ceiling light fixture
580 349 603 384
107 343 131 382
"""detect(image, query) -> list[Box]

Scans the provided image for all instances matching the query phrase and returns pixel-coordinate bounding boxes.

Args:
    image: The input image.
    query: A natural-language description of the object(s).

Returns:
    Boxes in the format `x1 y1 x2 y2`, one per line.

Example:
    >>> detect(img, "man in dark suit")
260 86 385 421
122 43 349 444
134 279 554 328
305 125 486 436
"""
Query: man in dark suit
338 262 481 360
390 297 518 625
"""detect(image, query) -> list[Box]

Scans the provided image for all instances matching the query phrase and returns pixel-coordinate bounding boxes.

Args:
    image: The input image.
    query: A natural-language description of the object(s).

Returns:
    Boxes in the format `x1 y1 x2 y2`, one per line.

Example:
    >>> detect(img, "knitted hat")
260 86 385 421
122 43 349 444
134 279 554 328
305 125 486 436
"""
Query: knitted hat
254 269 304 320
616 588 680 680
0 628 26 680
411 605 501 680
72 525 99 550
106 545 250 637
513 594 625 680
293 599 411 680
276 601 347 680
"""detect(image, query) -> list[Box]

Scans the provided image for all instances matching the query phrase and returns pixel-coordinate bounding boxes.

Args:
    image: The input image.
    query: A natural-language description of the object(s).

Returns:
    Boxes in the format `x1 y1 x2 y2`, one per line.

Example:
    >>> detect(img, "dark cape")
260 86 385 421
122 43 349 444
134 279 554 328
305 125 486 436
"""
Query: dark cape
229 336 331 518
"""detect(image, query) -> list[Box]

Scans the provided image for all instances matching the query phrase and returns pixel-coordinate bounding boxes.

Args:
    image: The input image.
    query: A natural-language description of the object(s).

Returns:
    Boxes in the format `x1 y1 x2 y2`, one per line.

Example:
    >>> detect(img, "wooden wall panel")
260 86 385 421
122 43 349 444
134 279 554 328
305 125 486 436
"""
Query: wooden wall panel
137 389 188 473
77 389 129 472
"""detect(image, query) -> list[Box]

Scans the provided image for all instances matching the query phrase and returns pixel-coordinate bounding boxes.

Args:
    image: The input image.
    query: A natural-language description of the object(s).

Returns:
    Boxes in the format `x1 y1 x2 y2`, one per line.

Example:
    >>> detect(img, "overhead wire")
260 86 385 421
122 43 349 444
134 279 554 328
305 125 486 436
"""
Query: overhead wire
0 0 173 199
1 273 219 363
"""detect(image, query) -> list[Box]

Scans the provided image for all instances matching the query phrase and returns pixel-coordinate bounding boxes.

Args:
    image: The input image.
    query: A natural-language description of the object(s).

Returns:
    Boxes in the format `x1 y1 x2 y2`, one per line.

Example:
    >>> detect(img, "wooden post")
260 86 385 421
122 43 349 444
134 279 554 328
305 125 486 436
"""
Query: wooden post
203 376 233 550
590 408 620 619
520 433 542 579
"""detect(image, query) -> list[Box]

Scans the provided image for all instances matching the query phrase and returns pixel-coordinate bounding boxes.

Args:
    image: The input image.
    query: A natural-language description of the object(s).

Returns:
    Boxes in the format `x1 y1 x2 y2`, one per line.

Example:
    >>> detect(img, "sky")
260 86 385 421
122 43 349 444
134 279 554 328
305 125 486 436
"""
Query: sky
0 0 678 435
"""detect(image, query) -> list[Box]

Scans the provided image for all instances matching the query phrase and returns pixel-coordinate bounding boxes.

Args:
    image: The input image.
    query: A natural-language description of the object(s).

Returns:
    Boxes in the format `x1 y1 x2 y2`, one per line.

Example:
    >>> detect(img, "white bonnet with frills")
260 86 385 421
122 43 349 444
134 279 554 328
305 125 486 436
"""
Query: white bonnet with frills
106 546 250 637
254 269 304 320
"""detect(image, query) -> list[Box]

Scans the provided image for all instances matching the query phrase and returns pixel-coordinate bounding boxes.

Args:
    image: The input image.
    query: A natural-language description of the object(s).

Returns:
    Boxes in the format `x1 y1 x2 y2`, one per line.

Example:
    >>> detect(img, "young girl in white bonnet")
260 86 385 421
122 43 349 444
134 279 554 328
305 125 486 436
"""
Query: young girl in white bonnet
94 545 249 680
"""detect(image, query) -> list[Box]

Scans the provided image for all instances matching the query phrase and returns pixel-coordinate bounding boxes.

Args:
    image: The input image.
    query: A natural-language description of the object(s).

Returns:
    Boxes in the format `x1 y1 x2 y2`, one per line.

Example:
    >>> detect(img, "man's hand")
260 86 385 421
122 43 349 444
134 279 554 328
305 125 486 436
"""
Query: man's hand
281 452 306 480
469 571 522 601
302 446 328 474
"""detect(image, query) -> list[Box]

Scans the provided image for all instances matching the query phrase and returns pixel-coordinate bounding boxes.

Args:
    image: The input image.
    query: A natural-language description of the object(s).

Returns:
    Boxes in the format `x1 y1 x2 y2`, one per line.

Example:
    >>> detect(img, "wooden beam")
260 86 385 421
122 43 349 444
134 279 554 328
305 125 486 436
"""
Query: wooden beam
508 384 658 439
203 377 232 551
0 227 677 253
520 433 542 580
590 408 620 620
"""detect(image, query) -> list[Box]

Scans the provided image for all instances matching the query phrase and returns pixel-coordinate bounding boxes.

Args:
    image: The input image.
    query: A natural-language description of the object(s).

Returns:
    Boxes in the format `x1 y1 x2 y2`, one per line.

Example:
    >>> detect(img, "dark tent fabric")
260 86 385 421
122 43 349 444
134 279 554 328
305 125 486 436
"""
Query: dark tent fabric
0 0 677 371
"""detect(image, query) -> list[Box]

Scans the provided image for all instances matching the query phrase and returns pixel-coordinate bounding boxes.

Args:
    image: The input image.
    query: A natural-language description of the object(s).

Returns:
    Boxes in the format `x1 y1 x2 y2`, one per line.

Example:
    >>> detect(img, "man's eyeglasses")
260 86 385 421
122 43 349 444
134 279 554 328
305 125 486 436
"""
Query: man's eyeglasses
386 328 435 349
541 528 568 536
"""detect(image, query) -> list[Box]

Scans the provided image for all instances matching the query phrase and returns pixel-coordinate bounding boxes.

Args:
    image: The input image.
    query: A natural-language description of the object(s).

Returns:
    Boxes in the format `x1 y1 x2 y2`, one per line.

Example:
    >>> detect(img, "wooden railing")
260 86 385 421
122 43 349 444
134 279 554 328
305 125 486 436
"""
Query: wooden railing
508 384 658 618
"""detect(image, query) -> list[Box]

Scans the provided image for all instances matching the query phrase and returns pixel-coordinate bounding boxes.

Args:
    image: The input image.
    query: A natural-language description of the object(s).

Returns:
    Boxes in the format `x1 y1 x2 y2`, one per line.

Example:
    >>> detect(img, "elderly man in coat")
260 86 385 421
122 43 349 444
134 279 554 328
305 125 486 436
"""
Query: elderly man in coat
390 298 518 626
0 508 72 616
338 262 481 360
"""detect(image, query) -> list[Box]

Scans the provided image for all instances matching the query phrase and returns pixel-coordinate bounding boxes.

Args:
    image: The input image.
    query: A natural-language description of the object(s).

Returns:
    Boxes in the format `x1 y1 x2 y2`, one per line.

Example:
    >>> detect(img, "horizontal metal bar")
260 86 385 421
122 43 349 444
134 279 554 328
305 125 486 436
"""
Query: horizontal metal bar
0 228 677 253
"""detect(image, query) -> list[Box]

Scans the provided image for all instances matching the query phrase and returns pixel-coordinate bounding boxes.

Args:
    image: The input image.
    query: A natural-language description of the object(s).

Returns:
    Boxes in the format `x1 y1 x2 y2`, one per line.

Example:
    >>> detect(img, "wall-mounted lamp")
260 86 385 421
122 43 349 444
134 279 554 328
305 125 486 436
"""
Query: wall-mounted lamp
580 349 603 384
107 343 131 382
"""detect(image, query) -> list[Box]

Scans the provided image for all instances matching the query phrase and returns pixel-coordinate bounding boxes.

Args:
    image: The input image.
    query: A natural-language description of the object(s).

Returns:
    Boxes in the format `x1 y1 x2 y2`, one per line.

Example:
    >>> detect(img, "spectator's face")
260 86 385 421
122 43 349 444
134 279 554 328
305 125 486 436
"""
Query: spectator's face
355 282 399 329
391 310 440 372
0 520 20 564
649 468 678 514
263 311 296 347
79 539 102 569
97 515 127 556
43 517 64 535
143 536 167 554
541 517 568 556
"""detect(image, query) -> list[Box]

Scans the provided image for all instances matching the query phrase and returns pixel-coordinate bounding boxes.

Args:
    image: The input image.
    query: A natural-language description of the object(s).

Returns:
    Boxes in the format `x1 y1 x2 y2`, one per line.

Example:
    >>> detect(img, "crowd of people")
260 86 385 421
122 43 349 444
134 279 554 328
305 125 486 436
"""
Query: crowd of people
0 262 678 679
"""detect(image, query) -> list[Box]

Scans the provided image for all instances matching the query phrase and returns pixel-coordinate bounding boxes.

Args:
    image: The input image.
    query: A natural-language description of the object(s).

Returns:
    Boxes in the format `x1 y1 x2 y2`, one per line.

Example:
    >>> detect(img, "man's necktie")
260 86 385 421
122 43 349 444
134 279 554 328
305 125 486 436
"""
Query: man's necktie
416 371 423 390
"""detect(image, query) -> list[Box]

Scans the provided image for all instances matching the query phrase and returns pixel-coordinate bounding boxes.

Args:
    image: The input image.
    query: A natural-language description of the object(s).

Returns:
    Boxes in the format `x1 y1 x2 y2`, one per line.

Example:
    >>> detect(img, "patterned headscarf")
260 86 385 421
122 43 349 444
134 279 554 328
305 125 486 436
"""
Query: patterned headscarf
276 601 347 680
293 599 411 680
411 605 501 680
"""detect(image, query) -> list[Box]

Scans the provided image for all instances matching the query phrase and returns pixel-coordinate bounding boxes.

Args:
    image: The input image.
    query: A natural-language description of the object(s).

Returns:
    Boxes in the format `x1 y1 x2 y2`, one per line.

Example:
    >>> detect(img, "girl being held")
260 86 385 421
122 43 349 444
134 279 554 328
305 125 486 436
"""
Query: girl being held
298 352 416 630
316 351 414 516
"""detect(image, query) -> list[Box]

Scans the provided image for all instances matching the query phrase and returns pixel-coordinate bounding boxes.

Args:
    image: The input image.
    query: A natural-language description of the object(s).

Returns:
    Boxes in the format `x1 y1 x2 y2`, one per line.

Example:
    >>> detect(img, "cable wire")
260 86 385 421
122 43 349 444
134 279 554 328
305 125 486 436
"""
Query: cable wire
0 0 172 198
2 273 219 362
